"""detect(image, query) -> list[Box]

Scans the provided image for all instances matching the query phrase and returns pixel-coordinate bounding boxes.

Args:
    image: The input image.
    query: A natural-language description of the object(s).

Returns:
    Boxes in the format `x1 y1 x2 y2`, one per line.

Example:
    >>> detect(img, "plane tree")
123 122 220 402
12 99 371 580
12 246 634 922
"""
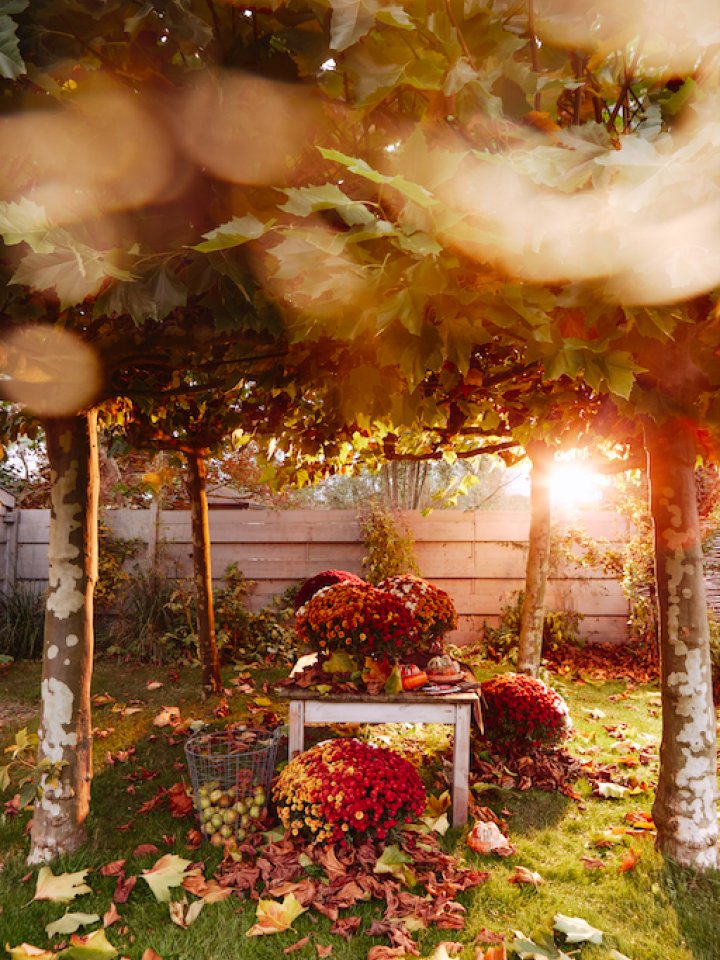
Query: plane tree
1 0 720 873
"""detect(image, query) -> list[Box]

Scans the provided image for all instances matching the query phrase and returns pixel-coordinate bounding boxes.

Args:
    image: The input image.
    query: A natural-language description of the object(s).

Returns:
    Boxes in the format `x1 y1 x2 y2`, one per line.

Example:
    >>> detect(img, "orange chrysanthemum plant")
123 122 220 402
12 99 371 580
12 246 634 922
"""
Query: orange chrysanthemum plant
273 738 426 847
295 581 417 666
377 575 458 652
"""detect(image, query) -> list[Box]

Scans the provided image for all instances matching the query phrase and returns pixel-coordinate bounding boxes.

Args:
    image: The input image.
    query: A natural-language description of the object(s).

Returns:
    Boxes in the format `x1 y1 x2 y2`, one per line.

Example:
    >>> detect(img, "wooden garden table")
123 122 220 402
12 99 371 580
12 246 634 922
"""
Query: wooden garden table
276 686 477 827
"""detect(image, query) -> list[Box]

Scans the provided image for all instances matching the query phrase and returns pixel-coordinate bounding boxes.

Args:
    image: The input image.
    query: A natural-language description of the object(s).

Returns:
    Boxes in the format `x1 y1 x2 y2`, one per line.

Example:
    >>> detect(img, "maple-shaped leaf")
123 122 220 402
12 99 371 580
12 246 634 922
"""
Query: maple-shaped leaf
507 866 544 887
553 915 603 945
5 945 54 960
420 812 450 835
141 854 193 902
33 867 92 903
425 791 451 816
246 894 307 937
322 651 357 674
62 928 118 960
373 844 416 885
362 657 391 687
46 913 100 938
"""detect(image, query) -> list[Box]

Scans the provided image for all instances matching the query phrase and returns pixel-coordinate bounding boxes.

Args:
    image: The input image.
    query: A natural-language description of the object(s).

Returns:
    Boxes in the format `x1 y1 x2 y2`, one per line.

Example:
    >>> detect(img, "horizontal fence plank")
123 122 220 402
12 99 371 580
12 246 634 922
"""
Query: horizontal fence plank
5 506 632 644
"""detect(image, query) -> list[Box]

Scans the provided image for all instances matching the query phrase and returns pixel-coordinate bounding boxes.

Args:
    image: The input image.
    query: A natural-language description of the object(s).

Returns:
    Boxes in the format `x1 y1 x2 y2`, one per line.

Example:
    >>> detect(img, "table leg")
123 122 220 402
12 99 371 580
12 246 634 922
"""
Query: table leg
288 701 305 760
452 704 471 827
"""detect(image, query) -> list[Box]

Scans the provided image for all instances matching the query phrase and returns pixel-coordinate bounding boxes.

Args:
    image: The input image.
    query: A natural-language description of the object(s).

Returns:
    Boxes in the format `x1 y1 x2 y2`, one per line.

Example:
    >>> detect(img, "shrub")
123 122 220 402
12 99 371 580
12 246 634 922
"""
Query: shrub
479 673 572 751
273 738 426 847
293 569 364 612
295 581 417 663
106 571 197 663
0 582 46 660
359 500 420 585
481 591 584 666
378 574 458 649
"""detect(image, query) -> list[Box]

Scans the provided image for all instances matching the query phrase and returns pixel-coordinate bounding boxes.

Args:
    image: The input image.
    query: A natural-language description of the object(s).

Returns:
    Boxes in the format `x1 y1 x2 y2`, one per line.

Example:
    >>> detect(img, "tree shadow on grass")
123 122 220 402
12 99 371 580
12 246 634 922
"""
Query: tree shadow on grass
474 784 572 834
660 859 720 960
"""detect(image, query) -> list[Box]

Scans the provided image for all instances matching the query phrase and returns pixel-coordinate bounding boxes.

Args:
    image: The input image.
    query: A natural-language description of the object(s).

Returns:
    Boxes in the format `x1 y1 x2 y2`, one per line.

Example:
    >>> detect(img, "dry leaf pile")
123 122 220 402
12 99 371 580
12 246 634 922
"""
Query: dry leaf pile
214 829 490 953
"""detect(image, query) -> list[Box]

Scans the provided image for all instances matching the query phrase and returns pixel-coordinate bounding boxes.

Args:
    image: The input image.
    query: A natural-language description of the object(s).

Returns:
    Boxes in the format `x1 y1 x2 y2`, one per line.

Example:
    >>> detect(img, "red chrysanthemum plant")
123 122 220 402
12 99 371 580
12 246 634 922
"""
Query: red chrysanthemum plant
273 738 426 848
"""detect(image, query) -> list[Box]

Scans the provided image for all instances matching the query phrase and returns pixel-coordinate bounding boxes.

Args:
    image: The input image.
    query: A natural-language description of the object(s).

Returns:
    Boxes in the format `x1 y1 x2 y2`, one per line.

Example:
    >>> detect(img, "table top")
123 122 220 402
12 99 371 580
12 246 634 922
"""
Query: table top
275 685 479 704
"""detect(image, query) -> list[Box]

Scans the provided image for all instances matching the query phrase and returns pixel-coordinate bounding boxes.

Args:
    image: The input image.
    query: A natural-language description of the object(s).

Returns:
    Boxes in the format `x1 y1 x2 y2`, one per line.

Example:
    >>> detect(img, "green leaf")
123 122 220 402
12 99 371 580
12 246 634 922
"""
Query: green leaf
194 215 271 252
0 199 53 250
601 351 644 400
553 915 603 945
322 651 357 673
280 183 375 226
59 928 118 960
0 12 26 79
147 265 186 317
328 0 379 52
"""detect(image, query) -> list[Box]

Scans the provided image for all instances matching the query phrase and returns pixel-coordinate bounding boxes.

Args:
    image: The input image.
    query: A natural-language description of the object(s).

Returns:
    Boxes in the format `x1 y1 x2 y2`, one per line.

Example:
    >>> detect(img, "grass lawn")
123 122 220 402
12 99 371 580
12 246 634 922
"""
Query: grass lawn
0 653 719 960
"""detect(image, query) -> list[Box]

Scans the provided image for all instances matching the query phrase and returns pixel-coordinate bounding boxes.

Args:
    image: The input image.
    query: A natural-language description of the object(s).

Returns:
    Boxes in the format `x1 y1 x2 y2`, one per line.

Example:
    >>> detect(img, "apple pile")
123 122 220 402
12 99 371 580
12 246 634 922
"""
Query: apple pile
195 778 268 846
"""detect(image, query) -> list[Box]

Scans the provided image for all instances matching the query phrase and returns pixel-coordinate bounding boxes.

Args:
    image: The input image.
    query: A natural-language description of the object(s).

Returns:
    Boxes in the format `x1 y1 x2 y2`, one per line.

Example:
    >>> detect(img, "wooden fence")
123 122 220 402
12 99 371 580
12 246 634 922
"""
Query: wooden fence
0 504 632 645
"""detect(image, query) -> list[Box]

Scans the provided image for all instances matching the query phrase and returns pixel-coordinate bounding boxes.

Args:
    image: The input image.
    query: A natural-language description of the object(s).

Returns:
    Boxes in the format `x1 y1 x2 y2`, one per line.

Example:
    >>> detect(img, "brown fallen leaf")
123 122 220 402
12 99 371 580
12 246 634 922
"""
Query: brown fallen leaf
141 950 163 960
330 915 362 941
475 930 504 944
113 872 138 904
507 866 544 887
134 844 160 858
317 946 333 957
581 857 606 870
618 849 642 873
100 859 126 877
283 937 310 954
367 948 406 960
103 903 121 928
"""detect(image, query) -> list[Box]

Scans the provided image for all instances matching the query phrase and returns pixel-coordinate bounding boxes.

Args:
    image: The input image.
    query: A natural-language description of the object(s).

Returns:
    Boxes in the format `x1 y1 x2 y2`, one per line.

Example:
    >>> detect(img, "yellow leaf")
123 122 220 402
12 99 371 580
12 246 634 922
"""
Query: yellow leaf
246 894 307 937
153 707 181 728
384 663 403 695
5 946 54 960
253 697 273 707
46 912 100 938
33 867 92 903
169 896 205 928
141 854 193 902
65 929 118 959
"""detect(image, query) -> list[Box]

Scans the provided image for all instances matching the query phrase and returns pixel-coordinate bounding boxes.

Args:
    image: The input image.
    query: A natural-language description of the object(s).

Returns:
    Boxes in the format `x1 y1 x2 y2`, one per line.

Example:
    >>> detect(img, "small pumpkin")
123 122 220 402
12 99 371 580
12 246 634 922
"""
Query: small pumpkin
400 663 429 690
427 654 460 676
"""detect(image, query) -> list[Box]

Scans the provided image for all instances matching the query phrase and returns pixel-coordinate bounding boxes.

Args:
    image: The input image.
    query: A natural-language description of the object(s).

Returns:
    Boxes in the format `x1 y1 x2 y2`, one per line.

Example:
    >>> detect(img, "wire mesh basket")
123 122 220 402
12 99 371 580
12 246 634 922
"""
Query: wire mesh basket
184 726 282 845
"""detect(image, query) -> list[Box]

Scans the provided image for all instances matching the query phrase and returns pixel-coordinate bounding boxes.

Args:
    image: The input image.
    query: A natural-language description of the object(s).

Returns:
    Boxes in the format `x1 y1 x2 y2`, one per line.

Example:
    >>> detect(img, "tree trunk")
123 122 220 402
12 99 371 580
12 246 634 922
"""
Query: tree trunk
646 419 719 870
28 412 98 864
517 440 553 677
186 450 222 698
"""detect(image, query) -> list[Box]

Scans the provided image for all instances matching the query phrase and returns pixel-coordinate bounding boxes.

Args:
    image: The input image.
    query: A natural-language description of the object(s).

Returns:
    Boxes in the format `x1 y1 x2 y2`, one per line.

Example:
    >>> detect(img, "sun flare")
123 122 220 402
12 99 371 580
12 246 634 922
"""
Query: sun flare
551 464 604 509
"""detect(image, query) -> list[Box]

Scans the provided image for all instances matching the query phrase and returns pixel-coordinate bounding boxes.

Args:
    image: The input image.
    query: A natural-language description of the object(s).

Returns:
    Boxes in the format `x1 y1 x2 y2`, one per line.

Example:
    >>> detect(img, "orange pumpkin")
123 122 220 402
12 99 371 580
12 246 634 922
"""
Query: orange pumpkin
400 664 429 690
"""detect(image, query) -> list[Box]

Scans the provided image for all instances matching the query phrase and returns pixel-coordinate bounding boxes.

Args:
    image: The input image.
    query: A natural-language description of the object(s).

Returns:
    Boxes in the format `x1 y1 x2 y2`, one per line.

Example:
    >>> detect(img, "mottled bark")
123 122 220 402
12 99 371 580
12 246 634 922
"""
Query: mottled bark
186 450 222 698
28 412 98 864
646 419 719 870
517 441 553 678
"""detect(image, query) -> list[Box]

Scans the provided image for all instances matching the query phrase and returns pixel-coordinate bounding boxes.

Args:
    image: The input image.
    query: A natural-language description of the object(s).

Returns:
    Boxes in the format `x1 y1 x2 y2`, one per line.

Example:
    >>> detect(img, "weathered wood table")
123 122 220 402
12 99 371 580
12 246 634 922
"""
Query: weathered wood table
276 686 477 827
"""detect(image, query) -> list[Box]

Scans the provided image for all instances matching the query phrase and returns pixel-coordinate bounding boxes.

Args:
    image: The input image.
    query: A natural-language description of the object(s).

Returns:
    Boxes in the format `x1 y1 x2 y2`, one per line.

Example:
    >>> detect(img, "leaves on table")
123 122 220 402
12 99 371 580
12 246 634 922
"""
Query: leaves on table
141 854 193 902
33 868 92 904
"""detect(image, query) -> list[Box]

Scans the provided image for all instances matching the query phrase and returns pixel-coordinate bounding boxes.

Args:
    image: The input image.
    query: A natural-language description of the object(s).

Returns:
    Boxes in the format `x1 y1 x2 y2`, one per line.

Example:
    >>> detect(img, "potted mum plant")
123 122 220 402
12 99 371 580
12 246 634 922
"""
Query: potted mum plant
273 737 426 847
295 580 418 668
